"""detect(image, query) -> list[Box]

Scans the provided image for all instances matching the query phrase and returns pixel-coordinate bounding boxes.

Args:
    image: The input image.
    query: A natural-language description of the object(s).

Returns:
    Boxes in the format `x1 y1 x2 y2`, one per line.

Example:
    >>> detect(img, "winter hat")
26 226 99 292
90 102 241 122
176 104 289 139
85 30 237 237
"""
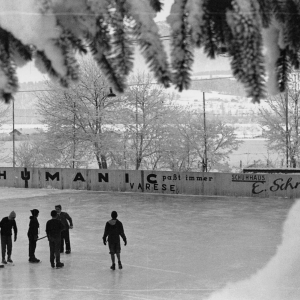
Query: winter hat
30 209 39 217
9 211 16 218
111 211 118 219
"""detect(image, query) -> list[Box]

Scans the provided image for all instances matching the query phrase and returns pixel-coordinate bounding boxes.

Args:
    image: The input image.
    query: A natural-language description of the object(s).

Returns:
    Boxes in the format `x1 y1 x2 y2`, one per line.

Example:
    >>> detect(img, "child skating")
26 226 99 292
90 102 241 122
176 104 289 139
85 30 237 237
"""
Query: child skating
0 211 17 265
28 209 40 263
103 211 127 270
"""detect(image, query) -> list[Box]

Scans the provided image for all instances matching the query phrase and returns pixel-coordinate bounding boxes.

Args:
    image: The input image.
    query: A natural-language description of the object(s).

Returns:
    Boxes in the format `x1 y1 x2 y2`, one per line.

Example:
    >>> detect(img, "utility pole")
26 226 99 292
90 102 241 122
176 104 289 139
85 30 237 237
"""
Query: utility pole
285 89 289 168
203 92 208 172
294 84 299 168
12 100 15 168
135 94 139 170
72 101 76 169
123 133 127 170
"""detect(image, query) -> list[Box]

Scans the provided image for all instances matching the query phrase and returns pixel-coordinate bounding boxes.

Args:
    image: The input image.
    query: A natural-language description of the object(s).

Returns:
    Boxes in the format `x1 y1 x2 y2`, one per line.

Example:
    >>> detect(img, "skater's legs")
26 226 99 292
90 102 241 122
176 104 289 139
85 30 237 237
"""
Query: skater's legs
29 239 37 259
60 232 64 252
116 253 123 269
110 254 115 264
54 239 61 264
64 230 71 252
6 236 12 259
1 236 6 260
49 240 55 265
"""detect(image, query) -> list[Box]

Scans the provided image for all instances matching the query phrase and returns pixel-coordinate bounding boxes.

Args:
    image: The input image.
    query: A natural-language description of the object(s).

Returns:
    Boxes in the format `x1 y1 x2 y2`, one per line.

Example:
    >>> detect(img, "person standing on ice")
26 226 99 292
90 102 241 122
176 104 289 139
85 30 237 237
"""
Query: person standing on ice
55 205 73 254
28 209 40 263
46 210 64 269
103 211 127 270
0 211 17 264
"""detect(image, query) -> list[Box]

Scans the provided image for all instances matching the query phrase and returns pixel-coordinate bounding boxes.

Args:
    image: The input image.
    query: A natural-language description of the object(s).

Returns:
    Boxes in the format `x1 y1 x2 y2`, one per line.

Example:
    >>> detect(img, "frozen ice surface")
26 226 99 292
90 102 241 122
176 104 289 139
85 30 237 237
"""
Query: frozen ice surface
0 188 295 300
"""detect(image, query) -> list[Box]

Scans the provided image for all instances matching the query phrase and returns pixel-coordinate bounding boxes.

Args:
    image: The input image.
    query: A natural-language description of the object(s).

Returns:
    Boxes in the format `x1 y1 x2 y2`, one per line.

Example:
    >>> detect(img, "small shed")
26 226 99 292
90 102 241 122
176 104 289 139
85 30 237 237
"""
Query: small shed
9 129 22 136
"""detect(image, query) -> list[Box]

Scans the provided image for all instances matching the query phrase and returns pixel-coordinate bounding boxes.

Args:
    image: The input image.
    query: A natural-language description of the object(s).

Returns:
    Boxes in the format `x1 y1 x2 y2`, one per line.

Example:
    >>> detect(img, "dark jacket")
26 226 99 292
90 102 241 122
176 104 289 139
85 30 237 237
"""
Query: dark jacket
0 217 18 237
28 216 39 239
57 212 73 230
46 219 64 240
103 219 126 244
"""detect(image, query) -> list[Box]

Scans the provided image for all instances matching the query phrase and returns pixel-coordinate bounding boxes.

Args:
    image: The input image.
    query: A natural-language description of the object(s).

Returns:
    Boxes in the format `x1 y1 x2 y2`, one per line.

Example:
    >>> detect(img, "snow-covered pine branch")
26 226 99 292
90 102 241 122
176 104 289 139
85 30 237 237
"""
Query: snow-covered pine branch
1 0 300 103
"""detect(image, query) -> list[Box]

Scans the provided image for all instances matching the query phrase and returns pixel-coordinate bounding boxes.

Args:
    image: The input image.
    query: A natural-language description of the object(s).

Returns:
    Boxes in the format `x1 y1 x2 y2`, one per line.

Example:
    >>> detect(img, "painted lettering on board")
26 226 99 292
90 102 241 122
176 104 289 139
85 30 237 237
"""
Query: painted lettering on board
126 173 214 193
129 182 177 192
46 172 59 181
161 174 213 182
252 177 300 194
0 171 6 180
232 174 266 182
21 168 30 188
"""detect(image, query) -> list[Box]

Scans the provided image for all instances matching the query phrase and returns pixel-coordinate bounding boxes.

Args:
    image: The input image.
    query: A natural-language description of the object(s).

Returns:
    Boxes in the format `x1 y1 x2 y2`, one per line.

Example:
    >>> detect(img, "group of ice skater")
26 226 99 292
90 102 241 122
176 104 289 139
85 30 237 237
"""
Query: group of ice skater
0 206 127 270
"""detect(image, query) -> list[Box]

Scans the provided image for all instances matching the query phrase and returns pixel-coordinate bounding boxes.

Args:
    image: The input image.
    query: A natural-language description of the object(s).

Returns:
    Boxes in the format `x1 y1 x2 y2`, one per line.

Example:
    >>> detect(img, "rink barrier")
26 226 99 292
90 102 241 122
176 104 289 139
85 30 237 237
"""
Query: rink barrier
0 167 300 198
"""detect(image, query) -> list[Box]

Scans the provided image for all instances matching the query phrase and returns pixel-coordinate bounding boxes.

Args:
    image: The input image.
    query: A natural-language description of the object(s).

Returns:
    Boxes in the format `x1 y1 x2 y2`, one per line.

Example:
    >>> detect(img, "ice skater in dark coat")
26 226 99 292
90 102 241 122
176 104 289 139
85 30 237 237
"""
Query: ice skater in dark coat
46 210 64 269
103 211 127 270
55 205 73 254
28 209 40 263
0 211 17 264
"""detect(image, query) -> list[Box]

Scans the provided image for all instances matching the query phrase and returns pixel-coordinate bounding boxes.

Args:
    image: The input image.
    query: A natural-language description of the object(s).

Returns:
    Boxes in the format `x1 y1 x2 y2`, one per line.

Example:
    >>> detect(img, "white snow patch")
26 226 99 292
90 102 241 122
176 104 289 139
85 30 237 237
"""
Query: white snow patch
167 0 184 27
205 199 300 300
235 0 251 13
0 0 67 77
186 0 205 41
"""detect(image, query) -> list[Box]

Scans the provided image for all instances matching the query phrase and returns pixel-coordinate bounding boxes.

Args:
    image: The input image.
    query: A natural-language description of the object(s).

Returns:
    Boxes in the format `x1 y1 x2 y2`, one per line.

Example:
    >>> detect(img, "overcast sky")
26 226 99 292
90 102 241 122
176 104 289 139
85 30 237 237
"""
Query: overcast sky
155 0 173 22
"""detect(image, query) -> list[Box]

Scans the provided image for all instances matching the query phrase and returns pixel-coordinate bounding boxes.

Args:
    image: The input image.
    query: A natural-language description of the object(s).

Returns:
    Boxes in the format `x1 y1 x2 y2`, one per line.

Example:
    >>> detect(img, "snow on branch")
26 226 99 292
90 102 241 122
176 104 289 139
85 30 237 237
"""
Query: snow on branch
0 0 300 103
127 0 171 88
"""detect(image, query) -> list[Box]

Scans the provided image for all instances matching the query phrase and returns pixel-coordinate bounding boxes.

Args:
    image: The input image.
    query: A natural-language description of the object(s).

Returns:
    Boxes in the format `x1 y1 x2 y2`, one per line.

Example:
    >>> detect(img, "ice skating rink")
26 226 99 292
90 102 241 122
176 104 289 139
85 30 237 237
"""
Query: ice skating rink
0 187 298 300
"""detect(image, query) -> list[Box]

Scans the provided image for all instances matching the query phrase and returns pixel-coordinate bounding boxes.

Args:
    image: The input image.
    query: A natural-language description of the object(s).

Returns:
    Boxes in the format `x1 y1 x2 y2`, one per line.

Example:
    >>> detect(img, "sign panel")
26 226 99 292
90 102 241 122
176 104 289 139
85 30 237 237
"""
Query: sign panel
0 167 299 198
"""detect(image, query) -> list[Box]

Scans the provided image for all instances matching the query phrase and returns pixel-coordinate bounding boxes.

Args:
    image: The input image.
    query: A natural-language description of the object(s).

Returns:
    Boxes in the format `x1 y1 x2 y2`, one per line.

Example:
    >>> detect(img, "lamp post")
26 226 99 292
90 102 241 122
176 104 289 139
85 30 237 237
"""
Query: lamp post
107 87 116 98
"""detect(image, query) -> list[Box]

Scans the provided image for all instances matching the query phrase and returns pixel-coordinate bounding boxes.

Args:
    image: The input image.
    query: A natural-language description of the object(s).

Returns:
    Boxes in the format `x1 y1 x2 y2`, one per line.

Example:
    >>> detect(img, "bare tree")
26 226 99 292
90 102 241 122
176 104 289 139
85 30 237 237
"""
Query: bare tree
15 140 38 167
15 134 91 168
36 59 121 169
115 73 176 170
258 89 300 168
0 102 12 163
160 108 242 172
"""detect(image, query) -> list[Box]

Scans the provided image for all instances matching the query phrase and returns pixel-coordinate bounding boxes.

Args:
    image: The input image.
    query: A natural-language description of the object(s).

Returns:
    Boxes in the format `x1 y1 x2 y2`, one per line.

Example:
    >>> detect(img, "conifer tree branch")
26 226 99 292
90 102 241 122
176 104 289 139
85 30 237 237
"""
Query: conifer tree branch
149 0 164 12
109 0 134 77
0 28 19 103
257 0 273 27
276 48 290 92
87 17 127 93
128 0 171 88
168 0 194 91
227 0 266 102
